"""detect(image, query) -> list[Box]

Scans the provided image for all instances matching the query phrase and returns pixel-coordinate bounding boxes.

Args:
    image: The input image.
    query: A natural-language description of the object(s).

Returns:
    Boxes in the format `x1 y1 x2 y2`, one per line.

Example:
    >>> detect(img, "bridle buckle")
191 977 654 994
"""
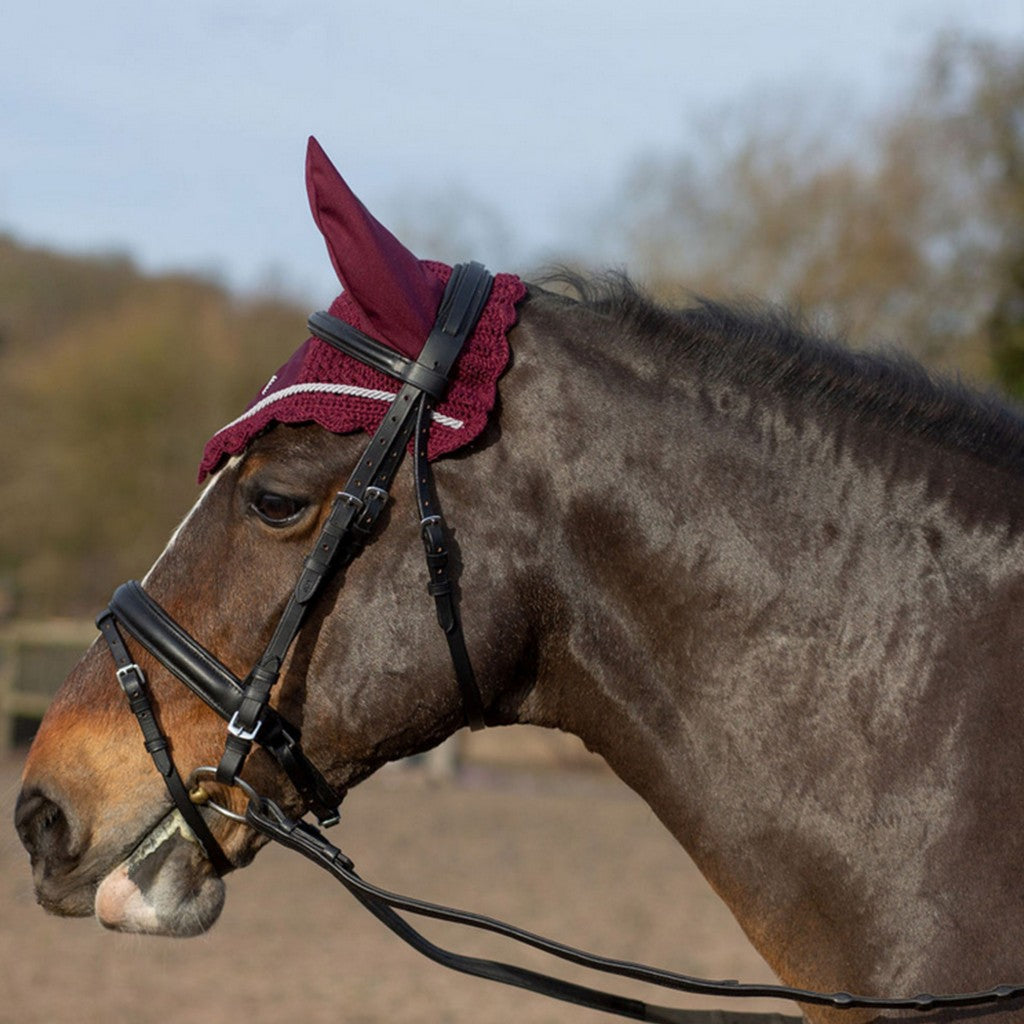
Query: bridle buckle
227 709 262 742
115 662 146 694
355 485 390 534
336 491 364 512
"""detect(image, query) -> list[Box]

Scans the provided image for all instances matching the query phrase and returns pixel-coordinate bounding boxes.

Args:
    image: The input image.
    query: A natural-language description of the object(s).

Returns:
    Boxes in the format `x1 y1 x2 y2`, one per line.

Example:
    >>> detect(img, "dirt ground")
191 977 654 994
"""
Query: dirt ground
1 742 795 1024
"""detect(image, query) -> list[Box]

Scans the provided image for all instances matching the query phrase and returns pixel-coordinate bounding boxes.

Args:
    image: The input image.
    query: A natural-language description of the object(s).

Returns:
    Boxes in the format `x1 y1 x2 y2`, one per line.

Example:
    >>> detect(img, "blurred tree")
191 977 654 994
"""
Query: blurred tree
990 256 1024 399
0 243 305 615
937 40 1024 397
611 34 1024 384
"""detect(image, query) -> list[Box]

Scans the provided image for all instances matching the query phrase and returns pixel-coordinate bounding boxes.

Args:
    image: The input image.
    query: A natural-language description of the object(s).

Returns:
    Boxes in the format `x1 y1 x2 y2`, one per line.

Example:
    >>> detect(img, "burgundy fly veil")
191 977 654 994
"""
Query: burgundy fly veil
199 138 525 481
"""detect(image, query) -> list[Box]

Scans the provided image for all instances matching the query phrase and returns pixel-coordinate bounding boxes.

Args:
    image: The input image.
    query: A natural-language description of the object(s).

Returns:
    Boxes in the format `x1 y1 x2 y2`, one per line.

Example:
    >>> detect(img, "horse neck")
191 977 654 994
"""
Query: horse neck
499 291 1024 995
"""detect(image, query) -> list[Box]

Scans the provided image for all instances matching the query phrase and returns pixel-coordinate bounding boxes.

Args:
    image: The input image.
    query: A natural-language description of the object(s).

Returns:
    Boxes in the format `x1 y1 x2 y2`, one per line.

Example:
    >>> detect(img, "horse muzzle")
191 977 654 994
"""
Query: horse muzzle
15 777 227 935
15 783 96 917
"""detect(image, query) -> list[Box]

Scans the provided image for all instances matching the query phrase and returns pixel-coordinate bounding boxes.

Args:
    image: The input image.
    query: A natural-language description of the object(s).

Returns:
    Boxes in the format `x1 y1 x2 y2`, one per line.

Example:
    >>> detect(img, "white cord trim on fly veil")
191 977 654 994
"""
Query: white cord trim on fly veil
215 381 467 434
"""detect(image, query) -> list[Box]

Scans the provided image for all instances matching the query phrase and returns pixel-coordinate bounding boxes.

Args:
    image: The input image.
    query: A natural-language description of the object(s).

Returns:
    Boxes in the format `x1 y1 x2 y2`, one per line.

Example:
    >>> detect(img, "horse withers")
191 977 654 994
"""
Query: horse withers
17 140 1024 1023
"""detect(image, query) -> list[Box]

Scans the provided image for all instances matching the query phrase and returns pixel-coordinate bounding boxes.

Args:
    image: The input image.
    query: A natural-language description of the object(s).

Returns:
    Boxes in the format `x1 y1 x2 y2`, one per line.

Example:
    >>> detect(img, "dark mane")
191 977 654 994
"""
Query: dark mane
548 271 1024 475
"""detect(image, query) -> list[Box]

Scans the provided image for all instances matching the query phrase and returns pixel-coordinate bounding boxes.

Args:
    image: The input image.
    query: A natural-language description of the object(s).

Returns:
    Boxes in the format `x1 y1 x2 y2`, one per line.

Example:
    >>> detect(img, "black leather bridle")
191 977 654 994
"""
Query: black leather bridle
97 261 494 870
95 262 1024 1020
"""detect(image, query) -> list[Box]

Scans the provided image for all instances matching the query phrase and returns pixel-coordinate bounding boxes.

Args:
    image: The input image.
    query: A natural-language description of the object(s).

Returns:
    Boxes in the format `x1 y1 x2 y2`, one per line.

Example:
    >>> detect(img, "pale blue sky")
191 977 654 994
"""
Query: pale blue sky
3 1 1022 302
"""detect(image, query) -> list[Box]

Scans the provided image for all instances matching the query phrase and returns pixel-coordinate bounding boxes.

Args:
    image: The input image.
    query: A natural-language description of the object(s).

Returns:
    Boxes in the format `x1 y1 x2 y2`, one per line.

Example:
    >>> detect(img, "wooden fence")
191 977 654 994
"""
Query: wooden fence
0 619 96 755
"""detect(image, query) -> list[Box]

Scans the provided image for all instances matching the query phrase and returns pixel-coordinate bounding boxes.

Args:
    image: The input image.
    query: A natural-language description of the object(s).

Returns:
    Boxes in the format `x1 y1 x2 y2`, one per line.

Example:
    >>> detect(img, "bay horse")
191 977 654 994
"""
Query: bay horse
16 139 1024 1024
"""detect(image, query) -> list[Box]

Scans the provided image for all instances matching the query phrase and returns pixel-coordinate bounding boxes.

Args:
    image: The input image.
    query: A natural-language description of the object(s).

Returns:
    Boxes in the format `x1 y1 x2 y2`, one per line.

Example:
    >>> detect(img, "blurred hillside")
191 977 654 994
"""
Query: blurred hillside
0 237 306 615
1 32 1021 618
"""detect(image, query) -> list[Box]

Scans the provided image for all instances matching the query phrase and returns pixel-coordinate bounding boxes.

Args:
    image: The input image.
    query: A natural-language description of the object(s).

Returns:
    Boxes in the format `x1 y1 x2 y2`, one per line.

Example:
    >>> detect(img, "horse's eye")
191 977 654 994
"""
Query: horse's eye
250 492 307 526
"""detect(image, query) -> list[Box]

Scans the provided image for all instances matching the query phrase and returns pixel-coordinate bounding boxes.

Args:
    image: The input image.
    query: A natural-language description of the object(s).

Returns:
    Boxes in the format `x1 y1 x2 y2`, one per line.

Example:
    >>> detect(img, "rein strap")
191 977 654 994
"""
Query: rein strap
244 795 1024 1019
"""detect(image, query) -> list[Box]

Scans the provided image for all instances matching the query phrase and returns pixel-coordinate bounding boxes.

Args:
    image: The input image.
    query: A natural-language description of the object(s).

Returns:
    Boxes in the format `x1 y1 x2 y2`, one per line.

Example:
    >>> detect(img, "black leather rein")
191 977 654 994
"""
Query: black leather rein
242 795 1024 1021
95 260 1024 1021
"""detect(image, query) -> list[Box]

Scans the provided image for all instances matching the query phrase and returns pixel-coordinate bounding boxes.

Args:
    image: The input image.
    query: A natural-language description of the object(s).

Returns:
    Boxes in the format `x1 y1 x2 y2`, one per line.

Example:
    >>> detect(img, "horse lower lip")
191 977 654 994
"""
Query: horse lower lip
123 809 200 872
95 809 226 936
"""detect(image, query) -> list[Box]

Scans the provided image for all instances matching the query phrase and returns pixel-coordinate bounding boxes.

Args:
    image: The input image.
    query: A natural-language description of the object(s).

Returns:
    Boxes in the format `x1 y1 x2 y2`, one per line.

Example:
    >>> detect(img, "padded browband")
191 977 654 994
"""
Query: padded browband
307 259 494 401
307 313 449 399
108 581 340 820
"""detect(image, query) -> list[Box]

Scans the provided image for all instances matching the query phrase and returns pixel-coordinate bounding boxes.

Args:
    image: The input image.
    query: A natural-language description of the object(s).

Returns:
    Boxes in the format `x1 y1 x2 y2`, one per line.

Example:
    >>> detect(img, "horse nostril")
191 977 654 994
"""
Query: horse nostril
14 788 76 868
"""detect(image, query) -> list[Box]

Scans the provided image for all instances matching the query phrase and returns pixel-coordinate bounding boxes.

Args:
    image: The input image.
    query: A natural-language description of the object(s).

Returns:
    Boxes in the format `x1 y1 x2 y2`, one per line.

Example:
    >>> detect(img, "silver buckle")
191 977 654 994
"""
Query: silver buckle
336 491 364 512
227 710 262 742
116 663 145 691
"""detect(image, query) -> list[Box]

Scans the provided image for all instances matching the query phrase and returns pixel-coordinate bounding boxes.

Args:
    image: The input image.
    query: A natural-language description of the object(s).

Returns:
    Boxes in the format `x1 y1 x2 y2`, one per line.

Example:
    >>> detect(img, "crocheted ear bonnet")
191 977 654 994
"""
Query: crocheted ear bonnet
199 137 525 481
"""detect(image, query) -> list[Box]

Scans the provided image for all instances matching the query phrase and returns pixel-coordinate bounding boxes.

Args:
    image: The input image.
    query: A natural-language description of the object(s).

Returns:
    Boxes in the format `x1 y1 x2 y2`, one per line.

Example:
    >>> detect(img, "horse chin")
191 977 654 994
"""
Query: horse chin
94 809 225 937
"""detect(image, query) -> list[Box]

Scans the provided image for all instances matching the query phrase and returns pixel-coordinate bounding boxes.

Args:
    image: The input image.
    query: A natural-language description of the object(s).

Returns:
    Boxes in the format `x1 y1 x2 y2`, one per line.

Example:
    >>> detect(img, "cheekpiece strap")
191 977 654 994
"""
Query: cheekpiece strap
218 262 494 786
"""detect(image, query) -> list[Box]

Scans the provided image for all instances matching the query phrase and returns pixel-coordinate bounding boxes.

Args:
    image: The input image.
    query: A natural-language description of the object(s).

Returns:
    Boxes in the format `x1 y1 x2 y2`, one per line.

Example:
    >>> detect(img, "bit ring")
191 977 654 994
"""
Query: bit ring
192 766 261 823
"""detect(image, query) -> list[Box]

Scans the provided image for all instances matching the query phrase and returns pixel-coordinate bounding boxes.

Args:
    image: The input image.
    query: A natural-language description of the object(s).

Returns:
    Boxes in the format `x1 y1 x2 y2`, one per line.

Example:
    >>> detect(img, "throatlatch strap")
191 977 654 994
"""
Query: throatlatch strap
410 261 492 730
414 399 487 730
96 612 232 875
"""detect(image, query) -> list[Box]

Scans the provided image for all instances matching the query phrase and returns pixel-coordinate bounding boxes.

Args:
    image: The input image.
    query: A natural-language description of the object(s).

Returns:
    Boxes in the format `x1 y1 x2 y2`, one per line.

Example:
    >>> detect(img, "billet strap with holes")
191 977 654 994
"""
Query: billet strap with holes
96 611 233 874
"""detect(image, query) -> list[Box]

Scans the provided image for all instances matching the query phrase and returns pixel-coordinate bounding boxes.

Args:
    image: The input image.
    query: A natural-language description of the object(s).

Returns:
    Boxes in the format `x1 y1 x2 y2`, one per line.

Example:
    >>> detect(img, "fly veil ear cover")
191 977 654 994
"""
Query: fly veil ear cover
305 136 446 361
197 138 526 482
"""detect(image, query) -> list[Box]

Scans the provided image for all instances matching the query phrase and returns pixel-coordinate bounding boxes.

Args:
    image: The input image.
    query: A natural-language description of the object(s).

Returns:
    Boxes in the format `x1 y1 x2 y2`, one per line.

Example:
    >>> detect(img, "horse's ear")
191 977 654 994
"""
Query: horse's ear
305 136 444 358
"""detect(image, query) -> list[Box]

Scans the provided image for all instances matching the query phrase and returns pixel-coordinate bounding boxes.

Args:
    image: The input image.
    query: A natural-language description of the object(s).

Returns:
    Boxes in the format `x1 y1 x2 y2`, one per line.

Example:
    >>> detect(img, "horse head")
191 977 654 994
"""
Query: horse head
16 138 536 937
